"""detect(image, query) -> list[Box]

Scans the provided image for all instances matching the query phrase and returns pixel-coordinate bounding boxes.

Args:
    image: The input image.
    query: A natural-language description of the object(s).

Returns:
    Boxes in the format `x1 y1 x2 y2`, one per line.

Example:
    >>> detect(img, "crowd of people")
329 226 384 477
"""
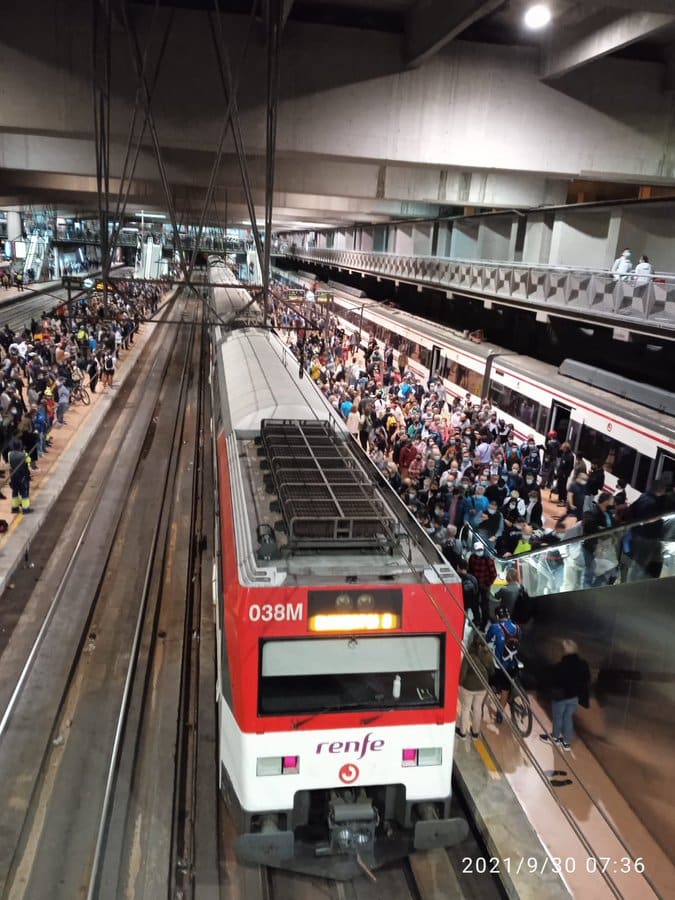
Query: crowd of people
0 280 163 513
276 297 673 745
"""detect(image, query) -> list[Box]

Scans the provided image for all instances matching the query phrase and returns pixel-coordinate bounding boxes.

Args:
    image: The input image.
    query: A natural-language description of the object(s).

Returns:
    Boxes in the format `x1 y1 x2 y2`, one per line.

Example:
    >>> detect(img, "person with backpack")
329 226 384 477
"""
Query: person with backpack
101 351 116 388
456 558 480 625
8 438 32 514
486 606 521 724
457 635 495 740
468 541 497 629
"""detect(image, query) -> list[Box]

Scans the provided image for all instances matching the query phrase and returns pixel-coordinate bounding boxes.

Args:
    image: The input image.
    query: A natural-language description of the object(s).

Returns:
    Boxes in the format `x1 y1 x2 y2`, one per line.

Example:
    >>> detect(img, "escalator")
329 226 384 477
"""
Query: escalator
463 510 675 599
462 511 675 862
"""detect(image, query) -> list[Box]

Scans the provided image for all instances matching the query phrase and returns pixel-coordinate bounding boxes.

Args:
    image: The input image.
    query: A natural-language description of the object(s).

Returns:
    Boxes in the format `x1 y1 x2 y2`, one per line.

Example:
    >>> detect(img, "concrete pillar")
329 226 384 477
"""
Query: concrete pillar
606 209 623 269
6 211 22 241
549 210 611 268
522 212 554 265
450 220 479 260
508 220 519 262
442 222 453 257
477 219 511 261
394 224 414 256
361 228 374 252
413 222 433 256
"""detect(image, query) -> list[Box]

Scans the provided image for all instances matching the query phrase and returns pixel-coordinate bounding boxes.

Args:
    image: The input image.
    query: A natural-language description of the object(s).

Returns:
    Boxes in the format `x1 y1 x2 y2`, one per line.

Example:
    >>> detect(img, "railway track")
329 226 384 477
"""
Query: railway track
215 794 504 900
0 289 208 899
0 278 508 900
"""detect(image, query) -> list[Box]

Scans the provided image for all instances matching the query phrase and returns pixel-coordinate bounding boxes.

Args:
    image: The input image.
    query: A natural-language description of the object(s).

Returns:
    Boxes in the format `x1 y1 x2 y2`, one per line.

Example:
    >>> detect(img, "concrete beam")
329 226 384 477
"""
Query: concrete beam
604 0 675 11
543 11 675 79
0 132 568 211
404 0 503 68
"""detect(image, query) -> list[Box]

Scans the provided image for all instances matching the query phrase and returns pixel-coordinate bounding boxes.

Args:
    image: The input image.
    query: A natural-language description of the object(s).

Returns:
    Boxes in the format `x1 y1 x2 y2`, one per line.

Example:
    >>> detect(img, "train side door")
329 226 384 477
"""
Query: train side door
548 402 572 442
654 448 675 487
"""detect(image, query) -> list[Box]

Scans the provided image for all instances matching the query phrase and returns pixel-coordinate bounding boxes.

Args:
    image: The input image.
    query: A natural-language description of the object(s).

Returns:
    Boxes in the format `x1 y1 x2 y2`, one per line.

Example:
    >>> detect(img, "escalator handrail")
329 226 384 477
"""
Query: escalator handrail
461 509 675 565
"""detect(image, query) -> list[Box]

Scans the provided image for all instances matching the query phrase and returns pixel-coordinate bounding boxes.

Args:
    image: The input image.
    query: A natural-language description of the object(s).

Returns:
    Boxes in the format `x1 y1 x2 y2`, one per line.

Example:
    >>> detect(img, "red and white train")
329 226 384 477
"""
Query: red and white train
209 261 468 879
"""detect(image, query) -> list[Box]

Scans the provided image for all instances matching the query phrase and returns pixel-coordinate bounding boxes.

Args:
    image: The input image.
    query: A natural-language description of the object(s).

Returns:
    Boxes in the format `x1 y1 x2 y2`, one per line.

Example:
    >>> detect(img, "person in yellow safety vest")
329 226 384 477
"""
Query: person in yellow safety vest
8 439 32 514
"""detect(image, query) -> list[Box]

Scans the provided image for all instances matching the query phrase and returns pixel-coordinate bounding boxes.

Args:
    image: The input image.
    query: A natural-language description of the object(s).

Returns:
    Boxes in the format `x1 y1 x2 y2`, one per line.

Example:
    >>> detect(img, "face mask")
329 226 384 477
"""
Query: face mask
488 508 496 515
526 477 534 483
623 250 630 258
475 549 484 556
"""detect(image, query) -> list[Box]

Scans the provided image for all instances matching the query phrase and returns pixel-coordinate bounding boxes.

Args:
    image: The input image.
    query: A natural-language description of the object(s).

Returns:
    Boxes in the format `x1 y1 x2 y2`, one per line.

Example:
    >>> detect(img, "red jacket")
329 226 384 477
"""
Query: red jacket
468 553 497 589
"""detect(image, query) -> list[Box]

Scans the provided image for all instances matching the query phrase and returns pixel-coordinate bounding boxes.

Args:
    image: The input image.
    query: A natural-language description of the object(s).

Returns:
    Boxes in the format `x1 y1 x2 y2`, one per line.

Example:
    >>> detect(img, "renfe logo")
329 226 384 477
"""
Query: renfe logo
316 732 384 760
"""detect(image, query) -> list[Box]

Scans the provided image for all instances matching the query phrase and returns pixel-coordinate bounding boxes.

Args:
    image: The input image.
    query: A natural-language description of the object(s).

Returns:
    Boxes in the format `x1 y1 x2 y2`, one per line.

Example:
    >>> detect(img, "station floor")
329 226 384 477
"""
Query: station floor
457 694 675 899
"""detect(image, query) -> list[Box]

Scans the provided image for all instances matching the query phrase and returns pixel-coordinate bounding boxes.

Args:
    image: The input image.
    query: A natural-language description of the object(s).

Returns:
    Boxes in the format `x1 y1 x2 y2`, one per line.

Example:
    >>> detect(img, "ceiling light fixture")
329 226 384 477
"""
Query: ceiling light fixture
524 3 551 29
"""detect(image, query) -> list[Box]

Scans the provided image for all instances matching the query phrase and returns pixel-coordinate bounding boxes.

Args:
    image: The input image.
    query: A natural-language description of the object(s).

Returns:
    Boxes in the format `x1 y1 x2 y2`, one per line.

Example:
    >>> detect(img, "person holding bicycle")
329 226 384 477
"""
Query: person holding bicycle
486 606 521 725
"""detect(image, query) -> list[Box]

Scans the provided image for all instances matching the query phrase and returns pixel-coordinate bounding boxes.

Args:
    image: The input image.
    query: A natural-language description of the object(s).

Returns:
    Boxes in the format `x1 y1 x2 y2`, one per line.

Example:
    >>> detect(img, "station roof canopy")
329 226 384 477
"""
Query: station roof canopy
1 0 674 230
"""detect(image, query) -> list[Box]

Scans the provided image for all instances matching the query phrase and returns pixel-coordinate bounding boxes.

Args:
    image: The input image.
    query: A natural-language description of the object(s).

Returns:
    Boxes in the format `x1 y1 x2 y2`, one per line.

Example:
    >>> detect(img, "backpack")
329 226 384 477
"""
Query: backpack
512 586 538 625
499 622 520 665
460 573 478 604
104 355 114 372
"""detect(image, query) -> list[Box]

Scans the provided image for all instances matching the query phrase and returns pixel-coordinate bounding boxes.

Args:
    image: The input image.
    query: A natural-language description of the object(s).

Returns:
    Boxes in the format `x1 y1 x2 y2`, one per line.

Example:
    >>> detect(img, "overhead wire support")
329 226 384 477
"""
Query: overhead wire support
108 1 175 265
92 0 114 303
262 0 283 328
120 3 191 287
183 1 259 291
209 2 266 290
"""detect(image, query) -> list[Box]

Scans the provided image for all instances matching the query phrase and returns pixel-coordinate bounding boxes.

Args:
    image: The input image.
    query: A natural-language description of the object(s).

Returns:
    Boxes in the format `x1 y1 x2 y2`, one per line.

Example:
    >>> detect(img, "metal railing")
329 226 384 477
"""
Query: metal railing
460 511 675 598
279 247 675 335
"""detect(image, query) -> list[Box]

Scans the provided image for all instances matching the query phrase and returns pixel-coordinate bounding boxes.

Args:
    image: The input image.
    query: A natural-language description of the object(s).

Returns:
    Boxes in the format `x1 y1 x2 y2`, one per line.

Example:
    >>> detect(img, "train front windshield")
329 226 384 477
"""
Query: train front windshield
258 635 443 715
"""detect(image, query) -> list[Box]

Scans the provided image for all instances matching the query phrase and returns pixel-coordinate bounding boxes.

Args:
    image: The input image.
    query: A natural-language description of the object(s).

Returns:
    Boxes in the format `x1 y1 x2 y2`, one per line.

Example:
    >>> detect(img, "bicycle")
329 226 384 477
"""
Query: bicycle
70 383 91 406
483 660 533 738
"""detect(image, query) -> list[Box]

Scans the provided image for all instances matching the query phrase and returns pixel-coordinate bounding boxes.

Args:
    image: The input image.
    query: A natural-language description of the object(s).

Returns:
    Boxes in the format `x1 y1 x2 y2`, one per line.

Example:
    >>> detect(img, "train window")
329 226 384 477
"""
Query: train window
488 379 545 431
577 424 638 484
633 454 652 493
258 636 443 715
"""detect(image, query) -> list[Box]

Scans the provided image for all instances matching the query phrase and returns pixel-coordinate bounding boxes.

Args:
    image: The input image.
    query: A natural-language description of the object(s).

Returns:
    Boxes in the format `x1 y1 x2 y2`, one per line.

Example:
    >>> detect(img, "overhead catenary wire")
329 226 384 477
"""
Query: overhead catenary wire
108 2 175 263
262 0 282 328
182 0 259 290
209 2 267 292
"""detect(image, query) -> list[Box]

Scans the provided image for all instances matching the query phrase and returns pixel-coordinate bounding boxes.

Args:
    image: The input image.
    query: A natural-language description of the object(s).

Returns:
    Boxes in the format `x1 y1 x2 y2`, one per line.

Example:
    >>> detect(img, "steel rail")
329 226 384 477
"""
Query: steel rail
86 307 200 899
0 290 177 741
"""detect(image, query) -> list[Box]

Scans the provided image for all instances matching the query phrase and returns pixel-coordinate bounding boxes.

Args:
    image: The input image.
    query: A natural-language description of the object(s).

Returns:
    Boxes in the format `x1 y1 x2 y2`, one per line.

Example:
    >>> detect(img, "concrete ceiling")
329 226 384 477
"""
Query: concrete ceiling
1 0 674 233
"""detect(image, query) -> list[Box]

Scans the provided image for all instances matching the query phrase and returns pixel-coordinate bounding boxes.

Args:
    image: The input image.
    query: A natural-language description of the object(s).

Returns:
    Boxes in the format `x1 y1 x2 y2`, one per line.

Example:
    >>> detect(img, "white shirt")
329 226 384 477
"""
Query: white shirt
634 261 654 287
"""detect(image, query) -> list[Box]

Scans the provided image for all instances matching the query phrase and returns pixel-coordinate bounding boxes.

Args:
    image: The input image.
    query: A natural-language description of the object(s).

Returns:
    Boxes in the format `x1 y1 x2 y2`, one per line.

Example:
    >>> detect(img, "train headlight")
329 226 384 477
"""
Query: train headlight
356 593 375 611
401 747 442 767
335 592 353 610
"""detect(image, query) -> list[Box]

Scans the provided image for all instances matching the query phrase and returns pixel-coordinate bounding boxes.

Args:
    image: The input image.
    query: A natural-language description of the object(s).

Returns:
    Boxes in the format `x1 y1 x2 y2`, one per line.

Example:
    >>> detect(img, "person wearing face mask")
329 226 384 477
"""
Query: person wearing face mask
476 499 504 546
506 464 524 495
555 470 588 529
524 490 544 528
485 473 507 507
611 247 632 281
523 473 541 502
521 436 542 480
468 540 497 630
